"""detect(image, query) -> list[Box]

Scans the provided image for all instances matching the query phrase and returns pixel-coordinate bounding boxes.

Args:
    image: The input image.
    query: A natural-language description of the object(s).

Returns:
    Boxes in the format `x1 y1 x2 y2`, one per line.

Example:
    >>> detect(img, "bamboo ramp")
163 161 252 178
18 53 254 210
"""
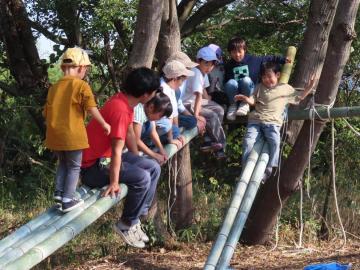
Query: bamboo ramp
0 127 198 270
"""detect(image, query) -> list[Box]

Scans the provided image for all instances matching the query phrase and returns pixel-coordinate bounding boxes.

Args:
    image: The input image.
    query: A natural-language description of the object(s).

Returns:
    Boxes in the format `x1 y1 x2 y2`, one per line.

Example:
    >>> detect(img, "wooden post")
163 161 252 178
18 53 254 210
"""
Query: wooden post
169 144 193 230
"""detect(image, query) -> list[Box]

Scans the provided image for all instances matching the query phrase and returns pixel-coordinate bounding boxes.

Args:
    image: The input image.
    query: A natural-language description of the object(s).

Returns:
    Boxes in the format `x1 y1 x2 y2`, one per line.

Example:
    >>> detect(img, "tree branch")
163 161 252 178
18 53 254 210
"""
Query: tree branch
27 19 68 45
177 0 197 28
113 19 131 52
180 0 236 37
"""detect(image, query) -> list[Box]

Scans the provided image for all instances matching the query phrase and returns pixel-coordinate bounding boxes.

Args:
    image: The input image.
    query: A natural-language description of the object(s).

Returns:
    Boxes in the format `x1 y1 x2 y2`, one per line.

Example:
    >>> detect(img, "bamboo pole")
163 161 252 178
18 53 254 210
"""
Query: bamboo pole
216 143 270 269
279 46 296 84
288 106 360 120
0 188 101 268
203 139 265 270
0 186 92 256
0 127 198 269
3 185 128 270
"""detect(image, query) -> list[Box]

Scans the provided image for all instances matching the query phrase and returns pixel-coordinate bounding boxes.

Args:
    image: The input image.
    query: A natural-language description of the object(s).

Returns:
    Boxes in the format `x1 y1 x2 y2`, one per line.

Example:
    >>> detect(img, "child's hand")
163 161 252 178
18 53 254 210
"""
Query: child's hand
102 122 111 135
234 94 246 102
170 139 182 149
285 57 292 64
153 152 167 165
196 116 206 135
159 149 168 160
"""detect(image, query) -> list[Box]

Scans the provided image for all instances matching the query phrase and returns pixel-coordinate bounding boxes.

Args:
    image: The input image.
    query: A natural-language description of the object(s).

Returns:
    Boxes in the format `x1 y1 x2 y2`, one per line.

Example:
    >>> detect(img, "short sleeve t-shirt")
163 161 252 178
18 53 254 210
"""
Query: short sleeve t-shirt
161 80 178 118
248 83 302 126
82 92 134 168
133 104 148 125
44 76 97 151
181 67 210 104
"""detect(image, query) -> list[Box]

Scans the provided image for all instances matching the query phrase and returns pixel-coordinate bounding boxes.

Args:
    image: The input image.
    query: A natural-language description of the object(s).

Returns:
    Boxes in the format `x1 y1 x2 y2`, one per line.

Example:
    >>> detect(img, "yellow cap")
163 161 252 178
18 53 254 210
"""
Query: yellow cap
61 47 91 66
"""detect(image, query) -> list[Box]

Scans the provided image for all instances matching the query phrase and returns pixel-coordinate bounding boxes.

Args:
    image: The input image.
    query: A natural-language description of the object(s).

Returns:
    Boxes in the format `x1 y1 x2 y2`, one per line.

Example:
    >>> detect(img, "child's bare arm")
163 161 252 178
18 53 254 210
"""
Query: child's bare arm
88 107 111 135
299 74 316 100
193 92 202 118
234 95 255 106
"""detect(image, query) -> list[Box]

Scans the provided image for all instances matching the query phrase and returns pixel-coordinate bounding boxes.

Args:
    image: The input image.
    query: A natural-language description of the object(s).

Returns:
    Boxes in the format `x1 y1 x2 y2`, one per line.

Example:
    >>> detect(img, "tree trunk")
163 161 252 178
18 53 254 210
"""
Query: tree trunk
286 0 339 144
156 0 181 68
242 0 359 245
170 144 193 230
127 0 163 70
0 0 49 133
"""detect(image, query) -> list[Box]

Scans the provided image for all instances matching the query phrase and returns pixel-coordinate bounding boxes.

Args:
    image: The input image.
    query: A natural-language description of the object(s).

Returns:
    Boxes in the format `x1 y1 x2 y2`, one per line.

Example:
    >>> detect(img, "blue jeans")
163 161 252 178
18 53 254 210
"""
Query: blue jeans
81 152 161 226
179 114 197 130
55 150 82 199
156 118 181 143
224 77 255 104
242 123 281 169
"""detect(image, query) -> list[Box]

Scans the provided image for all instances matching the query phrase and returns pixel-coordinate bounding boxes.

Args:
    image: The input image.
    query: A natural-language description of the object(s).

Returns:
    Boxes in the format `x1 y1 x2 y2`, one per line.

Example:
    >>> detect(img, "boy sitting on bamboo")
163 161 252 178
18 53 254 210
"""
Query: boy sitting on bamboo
235 62 315 182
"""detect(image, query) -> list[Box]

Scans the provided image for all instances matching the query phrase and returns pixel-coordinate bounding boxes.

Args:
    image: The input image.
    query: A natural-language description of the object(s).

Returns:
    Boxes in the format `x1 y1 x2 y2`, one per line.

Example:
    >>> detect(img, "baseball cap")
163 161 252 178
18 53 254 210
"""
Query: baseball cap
208 44 222 62
163 60 195 79
166 51 198 69
61 47 92 66
196 46 219 62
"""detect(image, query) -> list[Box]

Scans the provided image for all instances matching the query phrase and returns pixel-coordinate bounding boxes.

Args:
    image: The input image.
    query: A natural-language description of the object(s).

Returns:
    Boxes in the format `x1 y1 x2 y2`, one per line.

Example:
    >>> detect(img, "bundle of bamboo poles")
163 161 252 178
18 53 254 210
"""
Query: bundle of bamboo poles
0 127 199 270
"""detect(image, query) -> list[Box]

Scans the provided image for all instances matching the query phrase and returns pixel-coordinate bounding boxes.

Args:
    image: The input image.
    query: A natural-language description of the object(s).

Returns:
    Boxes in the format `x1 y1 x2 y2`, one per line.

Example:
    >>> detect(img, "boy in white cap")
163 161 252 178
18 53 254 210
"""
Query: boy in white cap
182 46 226 159
156 60 195 147
43 47 110 212
164 52 206 134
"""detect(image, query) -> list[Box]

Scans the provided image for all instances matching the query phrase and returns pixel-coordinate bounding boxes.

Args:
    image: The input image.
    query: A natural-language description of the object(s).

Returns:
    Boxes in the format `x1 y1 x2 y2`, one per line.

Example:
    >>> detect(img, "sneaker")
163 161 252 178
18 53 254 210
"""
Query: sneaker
226 104 237 121
134 222 149 243
214 149 226 160
53 191 62 204
236 102 250 116
211 142 223 151
200 141 212 152
261 167 273 184
61 198 84 213
113 221 145 248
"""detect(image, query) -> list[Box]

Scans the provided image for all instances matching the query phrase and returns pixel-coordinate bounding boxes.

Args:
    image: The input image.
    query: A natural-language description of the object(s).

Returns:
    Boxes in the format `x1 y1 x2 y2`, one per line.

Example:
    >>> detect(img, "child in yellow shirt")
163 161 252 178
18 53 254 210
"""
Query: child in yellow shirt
43 48 110 212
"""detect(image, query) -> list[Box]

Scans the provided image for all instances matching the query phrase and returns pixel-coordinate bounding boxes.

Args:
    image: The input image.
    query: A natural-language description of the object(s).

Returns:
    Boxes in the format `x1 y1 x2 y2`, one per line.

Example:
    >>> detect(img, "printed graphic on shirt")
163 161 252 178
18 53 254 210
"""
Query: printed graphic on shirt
233 65 249 81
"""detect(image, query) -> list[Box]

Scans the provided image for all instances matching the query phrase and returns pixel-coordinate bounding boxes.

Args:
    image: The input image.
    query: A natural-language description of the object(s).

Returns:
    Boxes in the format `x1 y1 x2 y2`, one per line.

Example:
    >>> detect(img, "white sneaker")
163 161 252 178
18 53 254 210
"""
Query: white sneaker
226 104 237 120
113 221 145 248
236 102 250 116
134 222 149 243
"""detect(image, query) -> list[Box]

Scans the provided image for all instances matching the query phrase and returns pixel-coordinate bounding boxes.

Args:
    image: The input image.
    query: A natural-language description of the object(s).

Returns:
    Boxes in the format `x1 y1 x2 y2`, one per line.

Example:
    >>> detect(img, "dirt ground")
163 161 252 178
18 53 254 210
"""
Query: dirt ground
58 240 360 270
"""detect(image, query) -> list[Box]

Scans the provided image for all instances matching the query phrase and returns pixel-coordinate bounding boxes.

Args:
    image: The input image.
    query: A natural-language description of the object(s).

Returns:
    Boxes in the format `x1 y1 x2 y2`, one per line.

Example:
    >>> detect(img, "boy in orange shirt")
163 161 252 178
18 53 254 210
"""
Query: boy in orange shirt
43 48 110 212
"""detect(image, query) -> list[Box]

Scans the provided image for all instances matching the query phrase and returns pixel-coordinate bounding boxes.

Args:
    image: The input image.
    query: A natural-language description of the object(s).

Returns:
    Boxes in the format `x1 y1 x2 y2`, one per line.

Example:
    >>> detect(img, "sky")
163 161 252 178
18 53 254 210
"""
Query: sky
36 35 56 59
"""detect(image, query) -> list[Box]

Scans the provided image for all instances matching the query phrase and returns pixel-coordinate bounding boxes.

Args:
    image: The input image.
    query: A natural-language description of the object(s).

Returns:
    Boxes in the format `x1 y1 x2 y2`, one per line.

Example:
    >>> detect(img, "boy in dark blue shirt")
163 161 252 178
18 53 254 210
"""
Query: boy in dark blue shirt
224 37 287 120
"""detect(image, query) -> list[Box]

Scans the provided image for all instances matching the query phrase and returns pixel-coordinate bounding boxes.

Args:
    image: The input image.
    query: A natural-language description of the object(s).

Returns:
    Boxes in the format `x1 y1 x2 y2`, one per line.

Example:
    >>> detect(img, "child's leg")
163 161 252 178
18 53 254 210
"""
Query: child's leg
179 114 197 130
262 124 281 168
200 105 226 148
54 151 67 194
63 150 82 200
242 123 261 166
238 76 255 97
224 79 239 120
236 76 255 116
224 79 239 103
203 100 225 124
121 151 161 217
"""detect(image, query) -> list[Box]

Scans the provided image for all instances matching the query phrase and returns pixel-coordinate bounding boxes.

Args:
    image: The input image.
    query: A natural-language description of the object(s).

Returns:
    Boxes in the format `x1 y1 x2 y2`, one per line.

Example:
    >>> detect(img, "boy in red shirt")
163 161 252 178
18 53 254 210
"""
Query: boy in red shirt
81 68 161 248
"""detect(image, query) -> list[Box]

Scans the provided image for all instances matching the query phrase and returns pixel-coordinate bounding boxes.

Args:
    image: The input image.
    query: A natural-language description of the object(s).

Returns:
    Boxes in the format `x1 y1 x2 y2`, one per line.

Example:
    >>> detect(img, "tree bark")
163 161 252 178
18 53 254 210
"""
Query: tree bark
286 0 339 144
177 0 197 28
170 144 193 229
0 0 48 95
242 0 359 245
156 0 181 68
127 0 163 70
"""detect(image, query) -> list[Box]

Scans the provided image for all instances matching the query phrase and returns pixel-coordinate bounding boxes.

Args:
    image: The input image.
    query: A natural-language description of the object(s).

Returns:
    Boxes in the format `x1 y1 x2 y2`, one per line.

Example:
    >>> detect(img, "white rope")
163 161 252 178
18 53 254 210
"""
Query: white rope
269 111 288 252
343 118 360 137
167 155 180 236
331 119 347 249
